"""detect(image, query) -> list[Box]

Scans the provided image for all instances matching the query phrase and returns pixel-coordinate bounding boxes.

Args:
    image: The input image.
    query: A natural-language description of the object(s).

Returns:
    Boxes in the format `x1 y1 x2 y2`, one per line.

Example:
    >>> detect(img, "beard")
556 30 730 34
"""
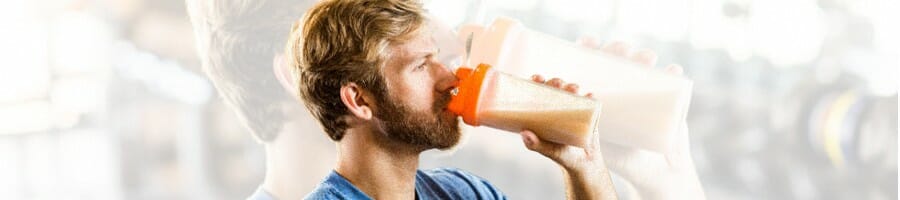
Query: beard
374 91 461 150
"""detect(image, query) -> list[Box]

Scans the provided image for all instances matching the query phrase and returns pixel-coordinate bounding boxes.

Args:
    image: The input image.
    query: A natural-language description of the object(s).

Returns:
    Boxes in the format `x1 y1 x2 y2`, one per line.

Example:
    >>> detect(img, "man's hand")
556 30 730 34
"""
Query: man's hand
576 37 706 200
520 75 617 200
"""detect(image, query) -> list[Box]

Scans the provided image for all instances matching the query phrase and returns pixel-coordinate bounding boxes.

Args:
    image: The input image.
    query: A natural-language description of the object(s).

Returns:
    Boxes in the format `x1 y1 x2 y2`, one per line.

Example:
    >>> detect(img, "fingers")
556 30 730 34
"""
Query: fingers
547 77 564 88
521 130 564 160
520 130 540 150
563 83 579 93
531 74 546 83
601 41 630 57
600 41 691 73
630 49 658 67
601 41 659 68
532 75 582 94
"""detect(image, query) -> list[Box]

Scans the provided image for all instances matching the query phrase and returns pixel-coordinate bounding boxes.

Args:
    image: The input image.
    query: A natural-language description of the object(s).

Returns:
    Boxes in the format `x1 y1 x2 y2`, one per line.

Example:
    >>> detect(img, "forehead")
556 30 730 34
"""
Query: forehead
385 29 436 64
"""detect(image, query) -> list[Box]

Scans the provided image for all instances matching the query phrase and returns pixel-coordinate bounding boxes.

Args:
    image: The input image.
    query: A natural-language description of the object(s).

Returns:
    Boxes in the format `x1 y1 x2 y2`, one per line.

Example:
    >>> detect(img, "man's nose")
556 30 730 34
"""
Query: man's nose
434 61 459 92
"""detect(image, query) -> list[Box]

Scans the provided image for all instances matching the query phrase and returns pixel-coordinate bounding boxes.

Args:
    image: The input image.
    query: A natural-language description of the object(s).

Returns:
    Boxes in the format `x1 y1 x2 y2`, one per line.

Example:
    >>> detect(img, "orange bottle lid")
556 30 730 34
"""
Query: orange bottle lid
448 63 493 126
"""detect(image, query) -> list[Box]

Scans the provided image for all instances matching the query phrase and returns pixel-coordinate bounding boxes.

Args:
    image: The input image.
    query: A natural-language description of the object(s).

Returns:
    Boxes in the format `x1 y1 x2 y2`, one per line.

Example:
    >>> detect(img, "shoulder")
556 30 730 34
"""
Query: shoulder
303 183 345 200
304 171 371 200
417 168 507 200
419 168 489 185
304 187 347 200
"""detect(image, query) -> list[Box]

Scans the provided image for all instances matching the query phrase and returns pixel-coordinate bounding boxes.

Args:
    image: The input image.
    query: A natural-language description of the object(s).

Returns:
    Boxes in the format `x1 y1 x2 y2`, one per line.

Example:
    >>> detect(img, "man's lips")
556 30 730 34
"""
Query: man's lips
443 108 454 115
442 108 459 117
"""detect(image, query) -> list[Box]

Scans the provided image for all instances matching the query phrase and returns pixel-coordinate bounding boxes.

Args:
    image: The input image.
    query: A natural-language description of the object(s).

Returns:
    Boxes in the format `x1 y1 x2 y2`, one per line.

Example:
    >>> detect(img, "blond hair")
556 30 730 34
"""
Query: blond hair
286 0 426 141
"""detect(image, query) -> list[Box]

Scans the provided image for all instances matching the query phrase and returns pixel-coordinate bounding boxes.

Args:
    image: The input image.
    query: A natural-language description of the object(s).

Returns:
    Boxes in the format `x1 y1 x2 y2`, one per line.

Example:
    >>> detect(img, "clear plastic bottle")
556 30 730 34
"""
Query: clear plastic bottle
448 64 603 148
457 17 694 153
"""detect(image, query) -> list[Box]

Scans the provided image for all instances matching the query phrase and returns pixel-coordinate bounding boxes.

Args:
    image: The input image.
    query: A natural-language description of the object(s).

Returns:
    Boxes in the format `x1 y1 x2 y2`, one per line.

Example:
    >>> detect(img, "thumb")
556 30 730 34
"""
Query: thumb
520 130 563 160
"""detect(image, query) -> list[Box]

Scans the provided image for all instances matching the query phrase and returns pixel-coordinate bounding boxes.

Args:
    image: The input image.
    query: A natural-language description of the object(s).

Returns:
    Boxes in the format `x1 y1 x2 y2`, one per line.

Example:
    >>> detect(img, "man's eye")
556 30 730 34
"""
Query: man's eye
414 63 426 71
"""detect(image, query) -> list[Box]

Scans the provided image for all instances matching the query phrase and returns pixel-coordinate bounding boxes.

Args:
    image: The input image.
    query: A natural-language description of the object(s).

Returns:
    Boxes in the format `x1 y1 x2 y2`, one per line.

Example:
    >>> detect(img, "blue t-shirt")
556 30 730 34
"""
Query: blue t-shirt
248 168 506 200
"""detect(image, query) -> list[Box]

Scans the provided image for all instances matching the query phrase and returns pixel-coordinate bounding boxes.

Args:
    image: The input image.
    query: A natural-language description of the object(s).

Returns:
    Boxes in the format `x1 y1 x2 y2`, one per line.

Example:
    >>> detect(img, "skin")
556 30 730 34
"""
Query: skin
329 29 457 199
576 37 706 200
330 28 619 199
188 0 703 197
261 24 703 200
522 74 617 200
261 120 334 200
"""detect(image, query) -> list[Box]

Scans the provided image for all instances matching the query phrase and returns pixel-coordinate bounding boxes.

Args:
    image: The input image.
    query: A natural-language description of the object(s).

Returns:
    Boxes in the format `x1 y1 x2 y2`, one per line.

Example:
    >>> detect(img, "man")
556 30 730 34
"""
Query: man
187 0 706 199
185 0 338 198
273 0 621 199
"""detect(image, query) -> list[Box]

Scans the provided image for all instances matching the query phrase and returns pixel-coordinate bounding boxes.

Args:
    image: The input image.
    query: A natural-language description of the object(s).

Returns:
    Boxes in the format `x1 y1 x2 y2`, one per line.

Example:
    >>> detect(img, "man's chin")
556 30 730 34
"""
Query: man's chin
431 124 462 150
432 141 460 151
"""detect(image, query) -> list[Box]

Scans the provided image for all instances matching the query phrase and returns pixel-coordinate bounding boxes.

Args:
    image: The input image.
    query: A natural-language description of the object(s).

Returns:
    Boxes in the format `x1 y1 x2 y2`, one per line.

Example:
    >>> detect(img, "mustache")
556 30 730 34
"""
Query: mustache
432 91 452 113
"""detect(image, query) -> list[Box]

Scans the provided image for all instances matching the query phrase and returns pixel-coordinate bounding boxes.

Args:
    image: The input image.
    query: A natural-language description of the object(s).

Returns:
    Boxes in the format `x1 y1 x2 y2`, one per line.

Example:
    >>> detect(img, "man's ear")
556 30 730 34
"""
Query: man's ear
272 53 299 99
340 83 374 120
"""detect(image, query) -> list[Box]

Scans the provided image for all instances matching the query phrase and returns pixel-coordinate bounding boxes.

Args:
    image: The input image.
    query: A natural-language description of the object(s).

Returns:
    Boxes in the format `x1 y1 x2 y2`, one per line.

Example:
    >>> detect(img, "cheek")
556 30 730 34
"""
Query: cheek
399 75 436 110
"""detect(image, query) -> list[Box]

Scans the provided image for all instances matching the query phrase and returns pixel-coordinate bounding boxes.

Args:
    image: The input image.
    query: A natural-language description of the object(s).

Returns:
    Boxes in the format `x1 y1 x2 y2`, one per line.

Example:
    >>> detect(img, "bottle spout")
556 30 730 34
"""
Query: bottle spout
448 64 491 126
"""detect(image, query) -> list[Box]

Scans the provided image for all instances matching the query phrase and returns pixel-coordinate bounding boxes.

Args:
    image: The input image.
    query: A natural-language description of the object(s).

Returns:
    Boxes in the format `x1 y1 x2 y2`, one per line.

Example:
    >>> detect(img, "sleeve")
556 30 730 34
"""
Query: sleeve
420 168 508 200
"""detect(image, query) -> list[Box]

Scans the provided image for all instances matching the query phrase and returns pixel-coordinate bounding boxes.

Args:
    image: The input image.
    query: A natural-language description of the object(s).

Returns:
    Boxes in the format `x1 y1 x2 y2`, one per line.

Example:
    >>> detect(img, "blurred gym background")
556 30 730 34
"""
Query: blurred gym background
0 0 896 199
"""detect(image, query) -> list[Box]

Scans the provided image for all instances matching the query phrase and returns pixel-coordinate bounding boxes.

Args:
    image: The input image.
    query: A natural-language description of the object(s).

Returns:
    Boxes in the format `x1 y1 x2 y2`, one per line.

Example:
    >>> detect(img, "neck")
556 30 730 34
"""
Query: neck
262 144 305 200
261 120 337 200
336 127 423 199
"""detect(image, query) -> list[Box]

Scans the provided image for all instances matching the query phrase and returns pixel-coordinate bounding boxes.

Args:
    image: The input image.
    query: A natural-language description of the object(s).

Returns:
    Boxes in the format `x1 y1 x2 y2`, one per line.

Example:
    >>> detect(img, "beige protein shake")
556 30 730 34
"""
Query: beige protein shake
448 64 602 148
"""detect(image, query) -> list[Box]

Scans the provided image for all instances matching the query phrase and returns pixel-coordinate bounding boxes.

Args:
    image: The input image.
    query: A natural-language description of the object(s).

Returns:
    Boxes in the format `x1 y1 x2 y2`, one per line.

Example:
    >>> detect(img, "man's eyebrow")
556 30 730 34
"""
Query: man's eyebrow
407 48 437 64
397 46 439 69
410 47 439 57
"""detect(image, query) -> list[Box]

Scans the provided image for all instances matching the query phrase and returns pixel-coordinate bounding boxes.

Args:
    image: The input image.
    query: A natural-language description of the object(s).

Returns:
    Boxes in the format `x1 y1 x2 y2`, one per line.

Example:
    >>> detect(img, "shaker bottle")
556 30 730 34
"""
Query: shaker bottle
457 17 693 153
448 63 603 148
